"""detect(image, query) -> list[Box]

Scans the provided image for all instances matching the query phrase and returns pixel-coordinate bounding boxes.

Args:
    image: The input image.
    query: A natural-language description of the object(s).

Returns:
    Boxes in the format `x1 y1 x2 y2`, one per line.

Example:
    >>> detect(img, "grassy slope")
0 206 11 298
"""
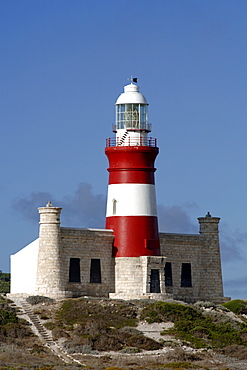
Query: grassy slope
3 296 247 369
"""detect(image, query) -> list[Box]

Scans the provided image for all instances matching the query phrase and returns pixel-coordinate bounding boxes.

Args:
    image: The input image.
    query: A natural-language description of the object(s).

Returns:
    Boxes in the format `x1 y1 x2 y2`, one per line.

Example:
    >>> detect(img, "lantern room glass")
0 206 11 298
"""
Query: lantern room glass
116 104 148 130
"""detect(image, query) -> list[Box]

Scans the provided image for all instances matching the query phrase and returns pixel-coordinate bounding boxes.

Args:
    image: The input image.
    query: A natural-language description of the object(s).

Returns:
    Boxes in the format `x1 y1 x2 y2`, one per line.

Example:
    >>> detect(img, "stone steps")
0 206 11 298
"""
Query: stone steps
11 298 84 366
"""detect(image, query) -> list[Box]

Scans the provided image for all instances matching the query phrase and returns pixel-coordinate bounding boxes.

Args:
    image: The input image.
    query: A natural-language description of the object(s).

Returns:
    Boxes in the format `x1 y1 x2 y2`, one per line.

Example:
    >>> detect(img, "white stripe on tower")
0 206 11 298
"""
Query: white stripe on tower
106 183 157 217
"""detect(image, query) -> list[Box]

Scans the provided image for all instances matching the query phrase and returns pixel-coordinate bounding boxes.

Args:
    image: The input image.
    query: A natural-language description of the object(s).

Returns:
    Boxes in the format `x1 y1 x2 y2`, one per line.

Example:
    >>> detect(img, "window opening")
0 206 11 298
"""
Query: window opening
90 259 102 283
116 104 148 130
181 263 192 287
113 199 117 215
150 269 160 293
165 262 173 286
69 258 80 283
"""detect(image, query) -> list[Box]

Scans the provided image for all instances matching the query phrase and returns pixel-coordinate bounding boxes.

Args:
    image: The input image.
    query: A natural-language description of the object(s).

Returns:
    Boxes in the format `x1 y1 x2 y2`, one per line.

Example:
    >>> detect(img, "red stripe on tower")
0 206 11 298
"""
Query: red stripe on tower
105 80 160 257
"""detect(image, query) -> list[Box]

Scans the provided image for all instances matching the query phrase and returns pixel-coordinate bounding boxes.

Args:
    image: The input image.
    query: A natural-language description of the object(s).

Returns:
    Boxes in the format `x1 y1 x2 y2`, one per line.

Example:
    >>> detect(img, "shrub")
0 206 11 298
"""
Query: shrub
141 301 247 349
140 301 203 323
161 362 197 369
126 334 162 350
119 326 143 335
194 301 217 309
120 346 141 353
43 321 56 330
222 299 247 315
0 273 10 293
0 308 17 325
202 310 241 329
66 344 94 354
56 298 137 329
26 295 54 305
220 344 247 359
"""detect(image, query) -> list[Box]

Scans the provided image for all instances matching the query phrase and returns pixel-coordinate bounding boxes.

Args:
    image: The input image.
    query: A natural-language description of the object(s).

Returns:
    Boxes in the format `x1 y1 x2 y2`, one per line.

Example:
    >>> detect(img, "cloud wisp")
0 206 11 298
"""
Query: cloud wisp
158 204 198 234
13 184 199 233
220 223 247 263
13 183 106 229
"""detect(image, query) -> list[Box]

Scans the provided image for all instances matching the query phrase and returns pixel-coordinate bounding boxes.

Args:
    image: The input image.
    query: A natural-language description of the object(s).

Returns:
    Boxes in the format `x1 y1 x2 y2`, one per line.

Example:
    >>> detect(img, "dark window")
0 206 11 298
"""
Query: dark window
150 269 160 293
181 263 192 287
165 262 173 286
90 259 101 283
69 258 80 283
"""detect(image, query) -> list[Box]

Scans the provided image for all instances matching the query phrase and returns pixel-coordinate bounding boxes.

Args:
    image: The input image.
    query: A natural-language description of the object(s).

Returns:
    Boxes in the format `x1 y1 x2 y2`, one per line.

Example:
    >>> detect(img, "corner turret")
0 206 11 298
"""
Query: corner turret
35 202 63 298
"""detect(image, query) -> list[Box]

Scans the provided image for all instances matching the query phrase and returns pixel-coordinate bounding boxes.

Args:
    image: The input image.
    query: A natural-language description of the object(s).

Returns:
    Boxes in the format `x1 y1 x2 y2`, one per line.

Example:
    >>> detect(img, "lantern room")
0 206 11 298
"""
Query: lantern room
113 82 152 146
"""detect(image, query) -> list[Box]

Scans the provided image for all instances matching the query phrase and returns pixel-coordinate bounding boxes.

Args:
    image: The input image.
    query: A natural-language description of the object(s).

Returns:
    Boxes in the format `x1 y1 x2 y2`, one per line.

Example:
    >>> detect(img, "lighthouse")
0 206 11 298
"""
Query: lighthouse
105 80 160 258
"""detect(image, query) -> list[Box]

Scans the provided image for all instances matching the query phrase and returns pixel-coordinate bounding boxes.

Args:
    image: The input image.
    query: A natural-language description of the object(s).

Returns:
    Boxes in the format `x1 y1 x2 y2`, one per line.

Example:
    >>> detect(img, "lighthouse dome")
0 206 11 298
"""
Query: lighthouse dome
115 83 148 105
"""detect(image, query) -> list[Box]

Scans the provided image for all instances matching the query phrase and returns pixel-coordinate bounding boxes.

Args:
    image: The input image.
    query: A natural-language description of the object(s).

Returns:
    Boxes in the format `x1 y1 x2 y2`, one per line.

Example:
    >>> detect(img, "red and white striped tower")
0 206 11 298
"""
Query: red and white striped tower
105 80 160 257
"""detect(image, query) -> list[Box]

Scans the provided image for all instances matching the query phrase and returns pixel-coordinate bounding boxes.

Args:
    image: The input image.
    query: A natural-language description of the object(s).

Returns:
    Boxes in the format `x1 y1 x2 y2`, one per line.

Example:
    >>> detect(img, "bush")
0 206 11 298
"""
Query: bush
0 273 10 293
66 344 94 354
26 295 54 305
141 301 247 349
220 344 247 359
120 346 141 353
222 299 247 315
161 362 197 369
119 326 143 335
194 301 217 309
0 308 18 325
202 310 241 329
43 321 56 330
140 301 203 323
56 298 137 328
126 334 162 350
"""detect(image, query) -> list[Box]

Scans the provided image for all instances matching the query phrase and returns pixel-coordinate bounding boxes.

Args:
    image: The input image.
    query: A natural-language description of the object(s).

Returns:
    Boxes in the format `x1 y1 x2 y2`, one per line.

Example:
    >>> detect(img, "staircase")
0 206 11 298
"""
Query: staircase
20 300 54 344
10 297 84 365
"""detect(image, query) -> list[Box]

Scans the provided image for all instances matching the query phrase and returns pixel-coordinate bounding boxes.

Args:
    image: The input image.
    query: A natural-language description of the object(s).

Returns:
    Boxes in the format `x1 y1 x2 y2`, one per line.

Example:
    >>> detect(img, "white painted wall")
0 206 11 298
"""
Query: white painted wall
10 238 39 295
106 183 157 217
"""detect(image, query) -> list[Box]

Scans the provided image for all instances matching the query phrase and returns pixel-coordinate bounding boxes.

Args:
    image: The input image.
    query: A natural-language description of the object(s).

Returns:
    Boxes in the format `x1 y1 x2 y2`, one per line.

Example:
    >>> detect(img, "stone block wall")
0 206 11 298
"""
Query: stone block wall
60 227 115 297
160 233 204 302
160 221 226 303
109 255 172 300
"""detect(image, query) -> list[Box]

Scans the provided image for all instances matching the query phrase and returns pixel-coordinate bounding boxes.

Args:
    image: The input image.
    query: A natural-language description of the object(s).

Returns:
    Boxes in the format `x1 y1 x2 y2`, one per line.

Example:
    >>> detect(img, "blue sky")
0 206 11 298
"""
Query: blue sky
1 0 247 299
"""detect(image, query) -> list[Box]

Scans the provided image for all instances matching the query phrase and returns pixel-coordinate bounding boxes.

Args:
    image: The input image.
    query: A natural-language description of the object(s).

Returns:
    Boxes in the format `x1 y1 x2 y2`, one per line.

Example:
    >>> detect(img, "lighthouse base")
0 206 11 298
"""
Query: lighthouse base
109 256 173 301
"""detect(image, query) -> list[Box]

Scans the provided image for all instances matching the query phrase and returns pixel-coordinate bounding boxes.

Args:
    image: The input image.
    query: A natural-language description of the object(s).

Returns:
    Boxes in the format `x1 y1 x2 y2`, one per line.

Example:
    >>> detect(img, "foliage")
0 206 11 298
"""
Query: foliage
26 295 54 305
44 321 56 330
0 297 33 341
222 299 247 315
140 301 203 324
56 298 137 328
141 301 247 349
0 307 17 325
160 363 199 369
120 346 141 353
0 272 10 293
53 298 162 351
